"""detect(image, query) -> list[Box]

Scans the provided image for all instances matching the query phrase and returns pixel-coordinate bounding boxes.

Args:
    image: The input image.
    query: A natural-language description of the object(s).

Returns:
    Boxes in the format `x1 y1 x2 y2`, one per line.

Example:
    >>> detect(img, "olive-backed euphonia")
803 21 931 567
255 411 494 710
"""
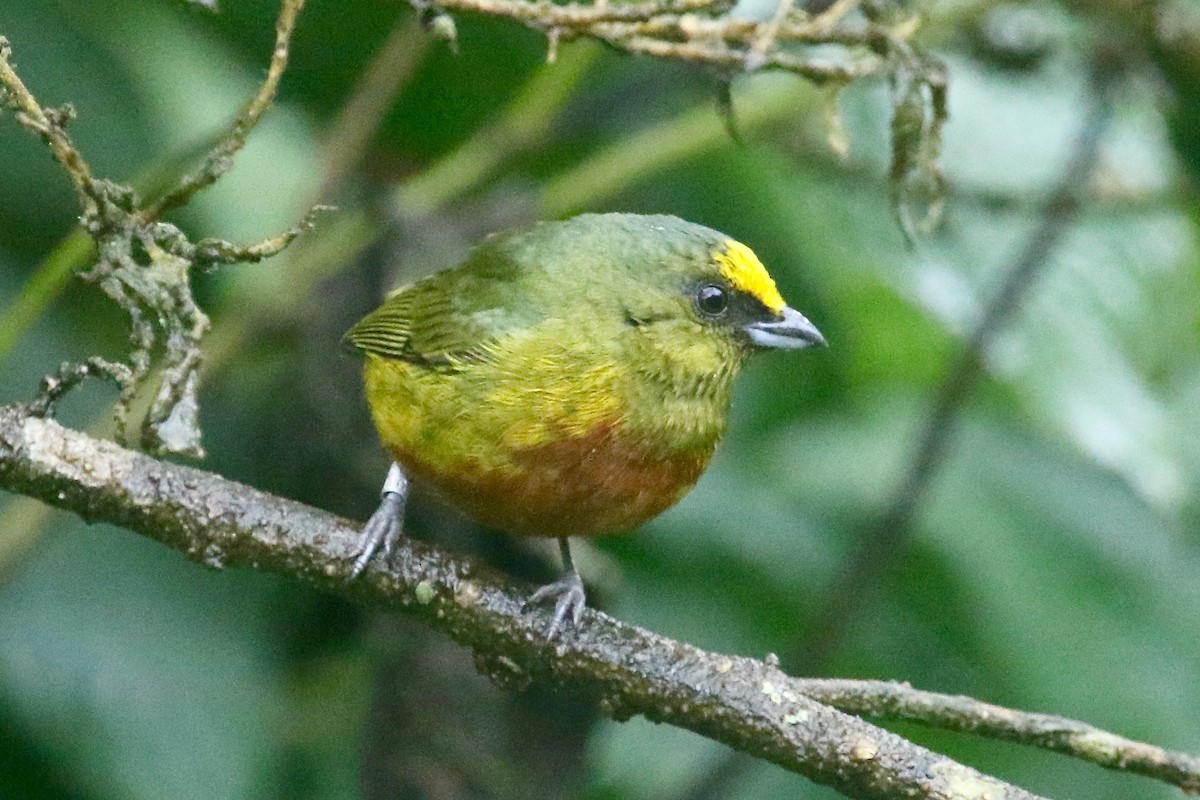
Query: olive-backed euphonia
346 213 824 635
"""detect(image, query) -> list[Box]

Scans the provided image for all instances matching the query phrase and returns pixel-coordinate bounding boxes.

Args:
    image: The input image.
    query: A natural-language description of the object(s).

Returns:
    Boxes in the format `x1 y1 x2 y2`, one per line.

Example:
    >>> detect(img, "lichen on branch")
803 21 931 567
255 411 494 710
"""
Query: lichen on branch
408 0 948 236
0 0 316 458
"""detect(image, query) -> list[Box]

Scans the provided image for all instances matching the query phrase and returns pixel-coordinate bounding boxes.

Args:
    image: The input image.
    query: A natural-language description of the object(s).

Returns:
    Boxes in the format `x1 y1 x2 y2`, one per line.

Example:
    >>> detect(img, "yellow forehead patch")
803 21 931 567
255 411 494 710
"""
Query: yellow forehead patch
712 240 786 314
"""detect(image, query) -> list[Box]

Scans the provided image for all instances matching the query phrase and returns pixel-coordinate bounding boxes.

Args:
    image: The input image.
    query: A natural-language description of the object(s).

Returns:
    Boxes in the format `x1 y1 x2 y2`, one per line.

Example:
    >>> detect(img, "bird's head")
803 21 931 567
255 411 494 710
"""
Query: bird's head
671 235 826 354
518 214 825 358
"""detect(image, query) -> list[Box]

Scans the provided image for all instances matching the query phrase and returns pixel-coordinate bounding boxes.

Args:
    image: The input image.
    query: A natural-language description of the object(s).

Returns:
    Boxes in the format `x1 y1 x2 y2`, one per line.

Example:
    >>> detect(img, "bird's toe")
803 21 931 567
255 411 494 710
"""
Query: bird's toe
526 571 587 638
349 492 404 578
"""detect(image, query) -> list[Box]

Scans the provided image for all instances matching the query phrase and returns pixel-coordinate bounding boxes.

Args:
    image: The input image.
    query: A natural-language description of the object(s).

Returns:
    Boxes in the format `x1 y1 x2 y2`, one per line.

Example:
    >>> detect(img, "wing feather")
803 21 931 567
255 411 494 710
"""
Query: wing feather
344 239 534 366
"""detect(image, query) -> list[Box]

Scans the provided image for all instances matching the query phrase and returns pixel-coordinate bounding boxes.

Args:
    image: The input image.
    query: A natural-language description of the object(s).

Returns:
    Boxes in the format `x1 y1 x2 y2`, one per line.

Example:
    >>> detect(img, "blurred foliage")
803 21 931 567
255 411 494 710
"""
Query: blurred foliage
1 1 1199 799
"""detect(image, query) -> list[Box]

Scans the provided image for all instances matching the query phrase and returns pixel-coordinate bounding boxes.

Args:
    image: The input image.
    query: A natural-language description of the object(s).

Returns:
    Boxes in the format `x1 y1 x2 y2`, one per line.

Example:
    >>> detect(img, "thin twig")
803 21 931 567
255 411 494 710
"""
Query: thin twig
25 358 134 418
418 0 902 79
0 404 1059 800
1 2 318 457
605 34 878 81
414 0 944 226
807 0 861 36
0 38 100 216
797 679 1200 793
188 205 333 267
143 0 308 218
596 13 883 46
745 0 798 71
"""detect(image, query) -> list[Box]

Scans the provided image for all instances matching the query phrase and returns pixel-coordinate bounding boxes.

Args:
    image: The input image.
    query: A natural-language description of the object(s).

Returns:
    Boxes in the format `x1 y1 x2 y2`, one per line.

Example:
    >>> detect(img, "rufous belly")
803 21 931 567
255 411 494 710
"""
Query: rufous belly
391 421 710 537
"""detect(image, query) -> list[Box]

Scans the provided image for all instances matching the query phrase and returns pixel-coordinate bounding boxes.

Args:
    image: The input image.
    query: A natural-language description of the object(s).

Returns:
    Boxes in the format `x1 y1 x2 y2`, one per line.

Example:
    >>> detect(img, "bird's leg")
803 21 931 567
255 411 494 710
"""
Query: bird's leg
349 461 409 578
525 537 587 638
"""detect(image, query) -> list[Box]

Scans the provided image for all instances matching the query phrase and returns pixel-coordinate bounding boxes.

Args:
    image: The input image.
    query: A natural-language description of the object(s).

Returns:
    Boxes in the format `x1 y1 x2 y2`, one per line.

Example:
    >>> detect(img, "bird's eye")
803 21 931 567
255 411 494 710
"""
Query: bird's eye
695 284 729 317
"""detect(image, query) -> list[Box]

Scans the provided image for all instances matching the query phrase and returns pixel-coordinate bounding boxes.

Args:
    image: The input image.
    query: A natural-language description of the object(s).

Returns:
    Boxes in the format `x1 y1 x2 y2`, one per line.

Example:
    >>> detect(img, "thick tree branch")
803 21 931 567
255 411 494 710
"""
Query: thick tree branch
0 404 1048 800
3 407 1198 797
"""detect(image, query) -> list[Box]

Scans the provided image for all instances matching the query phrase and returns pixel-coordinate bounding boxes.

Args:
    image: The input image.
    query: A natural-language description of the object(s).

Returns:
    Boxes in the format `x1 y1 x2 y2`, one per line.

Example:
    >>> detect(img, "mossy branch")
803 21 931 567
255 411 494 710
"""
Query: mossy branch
2 404 1198 799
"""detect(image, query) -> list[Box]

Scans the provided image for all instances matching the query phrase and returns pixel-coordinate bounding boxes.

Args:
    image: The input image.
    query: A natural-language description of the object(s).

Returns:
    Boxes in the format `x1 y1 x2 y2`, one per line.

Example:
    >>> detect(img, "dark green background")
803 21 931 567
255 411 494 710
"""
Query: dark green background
1 1 1198 798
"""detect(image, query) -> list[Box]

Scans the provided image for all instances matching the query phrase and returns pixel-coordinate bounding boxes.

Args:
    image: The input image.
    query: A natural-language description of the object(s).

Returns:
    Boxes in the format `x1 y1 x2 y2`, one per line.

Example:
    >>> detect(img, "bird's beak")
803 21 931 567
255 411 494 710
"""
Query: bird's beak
744 306 827 350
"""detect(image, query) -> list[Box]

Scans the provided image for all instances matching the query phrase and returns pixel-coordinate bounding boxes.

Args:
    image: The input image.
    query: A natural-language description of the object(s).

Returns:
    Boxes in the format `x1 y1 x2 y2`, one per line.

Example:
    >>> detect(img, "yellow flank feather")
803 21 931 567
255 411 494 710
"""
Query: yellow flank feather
362 321 626 478
486 359 623 450
713 240 785 314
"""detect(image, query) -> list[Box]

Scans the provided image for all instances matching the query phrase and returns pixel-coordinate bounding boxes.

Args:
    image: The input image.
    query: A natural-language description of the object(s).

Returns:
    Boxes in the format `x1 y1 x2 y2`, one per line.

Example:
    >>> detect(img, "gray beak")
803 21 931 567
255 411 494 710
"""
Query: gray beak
744 306 826 350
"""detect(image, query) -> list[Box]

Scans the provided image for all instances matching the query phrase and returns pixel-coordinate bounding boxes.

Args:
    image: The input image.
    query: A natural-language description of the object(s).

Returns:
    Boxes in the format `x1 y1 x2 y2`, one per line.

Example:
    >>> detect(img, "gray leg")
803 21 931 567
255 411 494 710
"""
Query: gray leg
524 537 587 638
349 461 408 578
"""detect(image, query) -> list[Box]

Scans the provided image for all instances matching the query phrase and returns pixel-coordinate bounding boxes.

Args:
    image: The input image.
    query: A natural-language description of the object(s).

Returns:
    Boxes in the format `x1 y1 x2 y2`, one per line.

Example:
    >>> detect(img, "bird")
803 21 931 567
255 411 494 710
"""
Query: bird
345 213 824 636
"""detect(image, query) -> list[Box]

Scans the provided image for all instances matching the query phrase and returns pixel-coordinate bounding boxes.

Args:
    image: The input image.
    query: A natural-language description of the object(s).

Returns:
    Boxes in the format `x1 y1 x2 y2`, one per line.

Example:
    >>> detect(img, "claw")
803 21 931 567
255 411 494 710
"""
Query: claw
349 462 408 578
525 570 587 638
349 493 404 577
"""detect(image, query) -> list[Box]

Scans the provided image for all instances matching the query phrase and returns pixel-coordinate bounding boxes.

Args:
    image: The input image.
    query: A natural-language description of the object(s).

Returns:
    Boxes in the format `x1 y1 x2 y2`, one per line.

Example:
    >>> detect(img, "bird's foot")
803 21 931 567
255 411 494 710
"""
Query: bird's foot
349 462 408 578
349 493 404 577
524 571 587 639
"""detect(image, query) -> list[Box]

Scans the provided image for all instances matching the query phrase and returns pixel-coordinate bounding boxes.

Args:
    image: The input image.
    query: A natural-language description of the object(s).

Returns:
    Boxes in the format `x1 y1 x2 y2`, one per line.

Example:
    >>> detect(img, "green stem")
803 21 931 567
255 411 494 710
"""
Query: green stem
541 76 813 215
0 229 94 363
395 41 601 215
